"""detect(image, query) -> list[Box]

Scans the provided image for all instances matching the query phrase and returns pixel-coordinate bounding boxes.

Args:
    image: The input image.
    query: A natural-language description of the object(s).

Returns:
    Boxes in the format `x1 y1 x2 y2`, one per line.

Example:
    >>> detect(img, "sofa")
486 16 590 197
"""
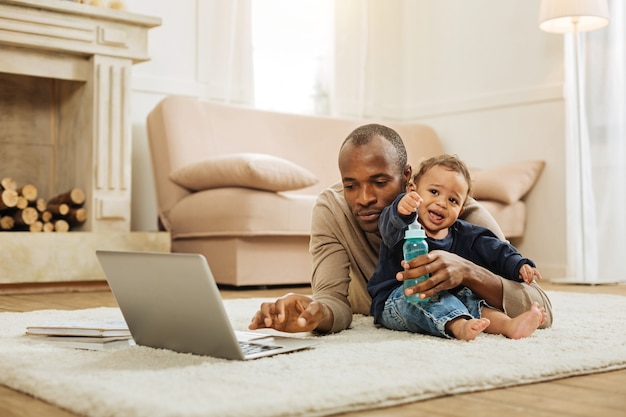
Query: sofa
146 96 544 286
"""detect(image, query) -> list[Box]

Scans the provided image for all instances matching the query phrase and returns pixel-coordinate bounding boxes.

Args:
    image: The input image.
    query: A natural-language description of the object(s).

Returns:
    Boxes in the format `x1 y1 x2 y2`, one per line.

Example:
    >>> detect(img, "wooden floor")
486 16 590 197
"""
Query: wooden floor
1 281 625 417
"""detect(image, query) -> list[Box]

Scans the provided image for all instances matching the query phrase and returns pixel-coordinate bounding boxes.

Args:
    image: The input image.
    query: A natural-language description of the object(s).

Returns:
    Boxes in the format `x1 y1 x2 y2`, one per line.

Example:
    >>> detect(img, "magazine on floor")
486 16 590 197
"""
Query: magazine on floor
26 334 135 351
25 321 130 337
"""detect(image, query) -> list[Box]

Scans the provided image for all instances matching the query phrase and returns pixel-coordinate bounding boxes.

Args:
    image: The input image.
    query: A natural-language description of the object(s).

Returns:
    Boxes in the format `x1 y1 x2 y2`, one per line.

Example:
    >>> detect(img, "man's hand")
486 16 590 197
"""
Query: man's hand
248 293 331 333
396 250 504 309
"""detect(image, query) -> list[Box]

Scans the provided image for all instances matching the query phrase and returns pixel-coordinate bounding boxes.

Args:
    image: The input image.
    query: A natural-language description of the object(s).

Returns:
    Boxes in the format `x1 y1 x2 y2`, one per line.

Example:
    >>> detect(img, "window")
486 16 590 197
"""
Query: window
252 0 333 115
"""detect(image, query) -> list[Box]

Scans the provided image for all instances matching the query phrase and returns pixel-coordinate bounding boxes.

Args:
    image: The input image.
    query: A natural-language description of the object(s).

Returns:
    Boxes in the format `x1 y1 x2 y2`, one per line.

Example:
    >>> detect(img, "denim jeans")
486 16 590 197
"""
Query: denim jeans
379 285 485 339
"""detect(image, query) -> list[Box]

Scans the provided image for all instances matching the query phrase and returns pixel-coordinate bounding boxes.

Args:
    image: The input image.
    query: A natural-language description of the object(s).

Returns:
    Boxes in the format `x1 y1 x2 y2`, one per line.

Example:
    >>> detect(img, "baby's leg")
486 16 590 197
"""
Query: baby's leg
445 317 491 341
483 301 547 339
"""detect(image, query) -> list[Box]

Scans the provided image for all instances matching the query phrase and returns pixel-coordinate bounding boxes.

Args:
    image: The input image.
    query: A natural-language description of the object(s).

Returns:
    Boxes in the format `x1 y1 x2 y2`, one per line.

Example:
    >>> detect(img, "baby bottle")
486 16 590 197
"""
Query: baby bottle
402 220 430 303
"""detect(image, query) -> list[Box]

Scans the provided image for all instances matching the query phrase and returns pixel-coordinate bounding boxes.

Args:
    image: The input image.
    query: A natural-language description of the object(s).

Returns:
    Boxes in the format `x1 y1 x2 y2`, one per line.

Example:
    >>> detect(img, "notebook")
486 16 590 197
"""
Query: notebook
95 250 317 360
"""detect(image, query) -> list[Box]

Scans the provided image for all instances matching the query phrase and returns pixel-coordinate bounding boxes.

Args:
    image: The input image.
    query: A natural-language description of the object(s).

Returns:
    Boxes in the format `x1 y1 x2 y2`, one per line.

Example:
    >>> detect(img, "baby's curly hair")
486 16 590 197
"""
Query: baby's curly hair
412 154 472 198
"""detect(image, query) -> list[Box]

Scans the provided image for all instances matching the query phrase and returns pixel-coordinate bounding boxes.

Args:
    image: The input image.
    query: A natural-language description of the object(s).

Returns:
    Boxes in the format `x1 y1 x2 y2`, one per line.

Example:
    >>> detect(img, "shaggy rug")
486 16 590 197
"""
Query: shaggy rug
1 291 625 417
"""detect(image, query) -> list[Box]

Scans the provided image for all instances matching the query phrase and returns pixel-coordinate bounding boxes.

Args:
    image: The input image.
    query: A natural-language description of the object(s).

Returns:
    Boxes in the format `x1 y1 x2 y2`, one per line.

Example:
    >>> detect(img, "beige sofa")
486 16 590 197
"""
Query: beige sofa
146 96 544 286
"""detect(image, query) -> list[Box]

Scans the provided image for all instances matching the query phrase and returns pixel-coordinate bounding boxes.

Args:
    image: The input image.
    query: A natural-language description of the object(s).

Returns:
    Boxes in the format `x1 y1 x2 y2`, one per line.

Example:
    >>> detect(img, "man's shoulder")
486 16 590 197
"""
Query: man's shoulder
460 196 506 240
316 182 344 205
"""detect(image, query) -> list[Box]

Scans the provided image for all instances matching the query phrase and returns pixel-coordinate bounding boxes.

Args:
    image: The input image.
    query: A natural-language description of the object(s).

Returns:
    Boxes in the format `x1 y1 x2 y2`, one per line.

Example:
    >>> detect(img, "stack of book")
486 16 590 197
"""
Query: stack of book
25 321 135 351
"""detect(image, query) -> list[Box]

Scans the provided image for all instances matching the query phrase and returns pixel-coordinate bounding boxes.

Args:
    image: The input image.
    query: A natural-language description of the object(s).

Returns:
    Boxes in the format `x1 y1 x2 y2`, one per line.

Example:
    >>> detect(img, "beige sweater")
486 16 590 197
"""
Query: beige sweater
309 182 508 333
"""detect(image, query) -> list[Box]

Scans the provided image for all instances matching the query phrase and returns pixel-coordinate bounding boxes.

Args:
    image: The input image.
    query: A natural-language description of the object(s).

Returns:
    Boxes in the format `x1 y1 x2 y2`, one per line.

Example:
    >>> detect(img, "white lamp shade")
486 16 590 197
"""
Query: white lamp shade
539 0 610 33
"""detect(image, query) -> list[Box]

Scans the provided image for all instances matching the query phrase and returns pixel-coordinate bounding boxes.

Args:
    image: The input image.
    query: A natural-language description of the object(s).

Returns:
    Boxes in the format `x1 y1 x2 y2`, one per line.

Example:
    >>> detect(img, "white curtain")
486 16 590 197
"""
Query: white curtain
562 30 599 283
332 0 369 117
199 0 254 105
583 0 626 283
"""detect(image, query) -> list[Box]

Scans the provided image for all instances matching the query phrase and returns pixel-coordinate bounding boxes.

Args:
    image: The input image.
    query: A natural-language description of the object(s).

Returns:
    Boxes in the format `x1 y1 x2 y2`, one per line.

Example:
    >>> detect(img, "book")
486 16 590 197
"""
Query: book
25 320 131 338
26 335 135 351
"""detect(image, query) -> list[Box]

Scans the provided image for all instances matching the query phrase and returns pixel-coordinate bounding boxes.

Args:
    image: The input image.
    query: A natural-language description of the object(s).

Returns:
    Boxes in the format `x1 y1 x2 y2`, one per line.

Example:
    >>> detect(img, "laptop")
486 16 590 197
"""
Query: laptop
95 250 317 360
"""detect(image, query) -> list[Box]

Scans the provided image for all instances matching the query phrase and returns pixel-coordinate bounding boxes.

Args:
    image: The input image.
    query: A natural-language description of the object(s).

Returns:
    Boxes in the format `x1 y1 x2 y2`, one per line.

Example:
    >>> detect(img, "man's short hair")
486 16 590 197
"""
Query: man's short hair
341 124 407 172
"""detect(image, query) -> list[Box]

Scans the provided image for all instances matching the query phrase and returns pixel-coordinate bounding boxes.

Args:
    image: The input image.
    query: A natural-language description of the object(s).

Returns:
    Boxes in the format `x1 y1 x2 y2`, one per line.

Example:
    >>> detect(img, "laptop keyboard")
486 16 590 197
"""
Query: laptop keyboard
240 341 282 356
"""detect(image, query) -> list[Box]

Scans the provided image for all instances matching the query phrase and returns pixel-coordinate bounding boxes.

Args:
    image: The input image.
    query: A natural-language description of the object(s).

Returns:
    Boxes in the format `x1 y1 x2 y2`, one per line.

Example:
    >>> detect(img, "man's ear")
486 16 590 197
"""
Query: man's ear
402 165 412 191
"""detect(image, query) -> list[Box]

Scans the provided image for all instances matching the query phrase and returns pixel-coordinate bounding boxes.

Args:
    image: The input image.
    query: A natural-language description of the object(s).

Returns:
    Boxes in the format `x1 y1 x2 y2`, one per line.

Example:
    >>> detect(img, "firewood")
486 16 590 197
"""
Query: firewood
42 222 55 232
48 188 85 207
29 220 43 232
0 177 17 191
34 198 47 212
54 219 70 232
41 210 53 223
66 207 87 225
17 184 37 202
0 189 18 210
0 215 14 230
16 196 29 210
47 203 70 216
13 207 38 226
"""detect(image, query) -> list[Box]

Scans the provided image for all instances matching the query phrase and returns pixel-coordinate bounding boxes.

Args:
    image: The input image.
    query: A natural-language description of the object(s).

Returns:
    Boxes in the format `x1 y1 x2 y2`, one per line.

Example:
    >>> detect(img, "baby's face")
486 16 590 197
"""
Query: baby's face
413 166 469 237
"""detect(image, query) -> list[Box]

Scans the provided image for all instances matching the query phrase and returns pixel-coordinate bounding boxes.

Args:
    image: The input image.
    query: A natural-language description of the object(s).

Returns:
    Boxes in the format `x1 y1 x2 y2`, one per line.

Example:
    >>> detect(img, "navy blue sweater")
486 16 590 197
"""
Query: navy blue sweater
367 193 534 322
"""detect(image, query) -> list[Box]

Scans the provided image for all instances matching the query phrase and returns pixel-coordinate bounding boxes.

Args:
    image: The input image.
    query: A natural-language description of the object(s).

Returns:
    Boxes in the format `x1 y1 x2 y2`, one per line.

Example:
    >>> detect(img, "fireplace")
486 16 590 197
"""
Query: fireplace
0 0 161 231
0 0 168 284
1 72 90 229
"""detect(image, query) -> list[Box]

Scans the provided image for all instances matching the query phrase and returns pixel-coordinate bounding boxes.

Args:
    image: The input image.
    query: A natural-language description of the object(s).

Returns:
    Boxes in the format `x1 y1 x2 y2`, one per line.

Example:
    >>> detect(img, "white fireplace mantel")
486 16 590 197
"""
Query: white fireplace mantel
0 1 168 284
0 0 161 232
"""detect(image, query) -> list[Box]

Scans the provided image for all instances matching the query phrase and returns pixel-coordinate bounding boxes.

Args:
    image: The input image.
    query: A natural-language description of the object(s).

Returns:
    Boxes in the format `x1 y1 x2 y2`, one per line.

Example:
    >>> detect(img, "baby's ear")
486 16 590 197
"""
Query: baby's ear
407 181 417 192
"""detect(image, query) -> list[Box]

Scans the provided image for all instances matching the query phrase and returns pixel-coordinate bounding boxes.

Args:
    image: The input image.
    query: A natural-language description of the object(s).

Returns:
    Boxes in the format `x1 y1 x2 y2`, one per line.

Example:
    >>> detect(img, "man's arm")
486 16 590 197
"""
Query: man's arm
400 250 505 309
308 196 357 333
399 250 553 328
456 202 553 327
249 187 357 334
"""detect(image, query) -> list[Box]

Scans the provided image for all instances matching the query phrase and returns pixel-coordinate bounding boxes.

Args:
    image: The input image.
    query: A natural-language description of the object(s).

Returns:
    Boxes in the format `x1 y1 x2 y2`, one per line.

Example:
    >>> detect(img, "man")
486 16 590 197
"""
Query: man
249 124 553 334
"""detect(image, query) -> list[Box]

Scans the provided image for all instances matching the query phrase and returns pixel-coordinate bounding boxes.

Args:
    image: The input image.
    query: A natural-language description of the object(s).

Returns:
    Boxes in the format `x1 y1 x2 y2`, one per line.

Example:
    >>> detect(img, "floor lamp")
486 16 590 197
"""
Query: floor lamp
538 0 610 284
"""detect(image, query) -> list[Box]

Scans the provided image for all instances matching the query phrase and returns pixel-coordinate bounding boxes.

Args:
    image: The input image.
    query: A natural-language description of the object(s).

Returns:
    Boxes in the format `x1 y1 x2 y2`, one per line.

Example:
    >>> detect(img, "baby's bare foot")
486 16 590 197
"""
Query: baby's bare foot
449 318 491 341
508 302 546 339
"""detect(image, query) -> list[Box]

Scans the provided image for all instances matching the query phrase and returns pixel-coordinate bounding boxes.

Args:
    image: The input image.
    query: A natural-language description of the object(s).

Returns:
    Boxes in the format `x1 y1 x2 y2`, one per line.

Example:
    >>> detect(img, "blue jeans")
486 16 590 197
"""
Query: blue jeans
379 286 485 339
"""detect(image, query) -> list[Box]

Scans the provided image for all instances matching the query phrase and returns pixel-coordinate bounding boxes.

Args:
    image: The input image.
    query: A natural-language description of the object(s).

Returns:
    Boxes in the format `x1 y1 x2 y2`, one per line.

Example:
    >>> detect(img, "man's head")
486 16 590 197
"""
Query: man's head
410 154 471 236
338 124 411 233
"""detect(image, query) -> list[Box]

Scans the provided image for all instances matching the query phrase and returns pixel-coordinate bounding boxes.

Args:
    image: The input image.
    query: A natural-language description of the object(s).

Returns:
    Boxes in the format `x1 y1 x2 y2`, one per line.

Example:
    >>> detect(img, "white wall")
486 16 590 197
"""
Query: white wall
125 0 568 277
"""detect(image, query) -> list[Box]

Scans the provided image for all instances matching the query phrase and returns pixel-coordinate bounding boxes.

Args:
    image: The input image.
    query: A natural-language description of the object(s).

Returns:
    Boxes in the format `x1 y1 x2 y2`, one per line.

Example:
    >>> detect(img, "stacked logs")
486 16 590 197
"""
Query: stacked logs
0 178 87 232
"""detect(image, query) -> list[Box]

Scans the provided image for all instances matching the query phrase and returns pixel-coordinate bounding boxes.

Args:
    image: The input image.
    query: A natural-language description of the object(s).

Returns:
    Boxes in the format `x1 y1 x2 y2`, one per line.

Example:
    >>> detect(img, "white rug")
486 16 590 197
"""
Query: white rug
1 291 625 417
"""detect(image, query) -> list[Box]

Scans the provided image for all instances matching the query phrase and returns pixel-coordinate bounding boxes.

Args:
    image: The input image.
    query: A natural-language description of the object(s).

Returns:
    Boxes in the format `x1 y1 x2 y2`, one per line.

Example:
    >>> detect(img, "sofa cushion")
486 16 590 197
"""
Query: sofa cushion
471 160 545 204
169 153 319 192
167 187 316 239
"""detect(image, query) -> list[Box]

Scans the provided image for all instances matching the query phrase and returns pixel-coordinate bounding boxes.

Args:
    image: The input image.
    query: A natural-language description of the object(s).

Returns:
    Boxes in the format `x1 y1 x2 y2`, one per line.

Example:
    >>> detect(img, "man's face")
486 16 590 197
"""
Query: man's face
338 135 410 233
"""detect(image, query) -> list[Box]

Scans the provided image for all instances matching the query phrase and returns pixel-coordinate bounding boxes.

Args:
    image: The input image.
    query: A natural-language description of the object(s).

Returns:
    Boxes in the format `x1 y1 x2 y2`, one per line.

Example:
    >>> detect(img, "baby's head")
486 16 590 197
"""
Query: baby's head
410 154 472 206
408 154 472 237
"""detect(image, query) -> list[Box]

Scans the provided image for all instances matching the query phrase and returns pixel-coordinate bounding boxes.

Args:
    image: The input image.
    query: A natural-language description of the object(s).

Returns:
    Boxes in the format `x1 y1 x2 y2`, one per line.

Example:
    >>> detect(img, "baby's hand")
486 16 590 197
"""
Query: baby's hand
519 264 542 285
397 191 423 216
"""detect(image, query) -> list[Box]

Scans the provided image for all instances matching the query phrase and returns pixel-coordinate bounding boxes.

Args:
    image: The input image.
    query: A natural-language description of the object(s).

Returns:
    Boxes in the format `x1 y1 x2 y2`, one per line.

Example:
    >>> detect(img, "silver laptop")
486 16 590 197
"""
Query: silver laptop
95 250 317 360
